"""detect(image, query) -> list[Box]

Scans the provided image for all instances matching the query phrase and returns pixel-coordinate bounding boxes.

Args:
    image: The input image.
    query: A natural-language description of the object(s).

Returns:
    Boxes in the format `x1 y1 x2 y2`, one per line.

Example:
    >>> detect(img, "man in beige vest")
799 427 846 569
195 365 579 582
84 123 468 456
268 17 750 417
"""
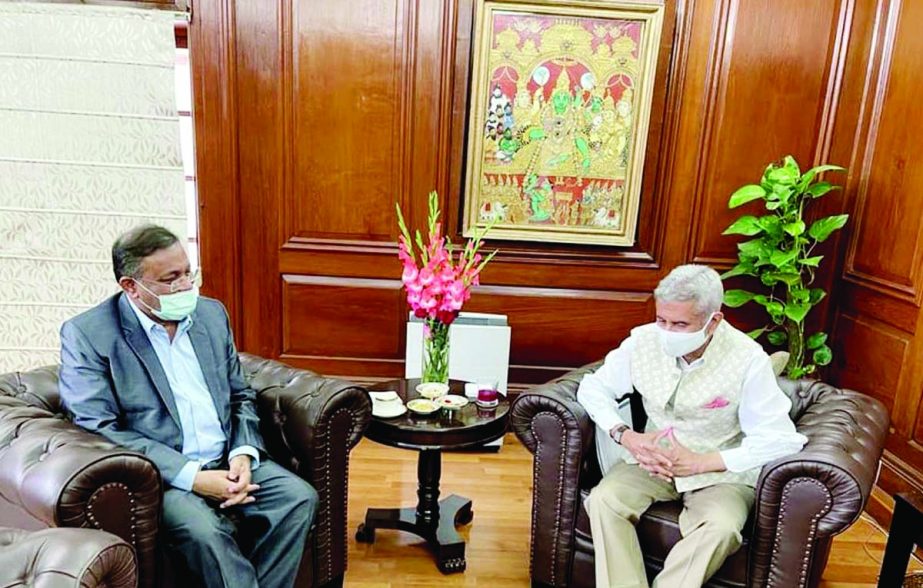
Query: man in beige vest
578 264 807 588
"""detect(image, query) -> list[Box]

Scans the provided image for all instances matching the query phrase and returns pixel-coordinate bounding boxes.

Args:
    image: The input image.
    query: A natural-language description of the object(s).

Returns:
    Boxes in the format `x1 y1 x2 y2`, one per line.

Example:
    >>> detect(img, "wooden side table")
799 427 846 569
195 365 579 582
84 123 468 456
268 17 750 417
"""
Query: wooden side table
878 492 923 587
355 378 510 574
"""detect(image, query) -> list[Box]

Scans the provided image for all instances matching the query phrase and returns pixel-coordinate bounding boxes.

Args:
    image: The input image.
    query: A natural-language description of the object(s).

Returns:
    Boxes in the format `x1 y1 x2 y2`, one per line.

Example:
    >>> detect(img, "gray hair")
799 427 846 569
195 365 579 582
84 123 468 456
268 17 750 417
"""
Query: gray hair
653 264 724 317
111 224 180 281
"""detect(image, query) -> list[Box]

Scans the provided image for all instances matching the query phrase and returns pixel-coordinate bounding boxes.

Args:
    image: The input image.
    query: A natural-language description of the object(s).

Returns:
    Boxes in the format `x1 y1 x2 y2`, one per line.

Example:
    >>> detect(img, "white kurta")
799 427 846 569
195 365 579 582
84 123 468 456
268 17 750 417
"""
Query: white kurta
577 321 807 492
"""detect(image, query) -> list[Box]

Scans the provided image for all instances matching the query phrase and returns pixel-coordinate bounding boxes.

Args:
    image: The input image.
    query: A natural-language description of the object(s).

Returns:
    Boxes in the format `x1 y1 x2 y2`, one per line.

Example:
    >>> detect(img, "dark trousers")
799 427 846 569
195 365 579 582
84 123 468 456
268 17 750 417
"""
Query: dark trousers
161 460 318 588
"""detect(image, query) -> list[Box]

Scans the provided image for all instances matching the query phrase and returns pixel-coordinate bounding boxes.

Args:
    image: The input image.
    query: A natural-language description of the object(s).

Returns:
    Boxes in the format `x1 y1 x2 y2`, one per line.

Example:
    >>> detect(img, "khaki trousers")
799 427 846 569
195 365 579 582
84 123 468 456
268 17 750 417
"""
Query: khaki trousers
585 461 755 588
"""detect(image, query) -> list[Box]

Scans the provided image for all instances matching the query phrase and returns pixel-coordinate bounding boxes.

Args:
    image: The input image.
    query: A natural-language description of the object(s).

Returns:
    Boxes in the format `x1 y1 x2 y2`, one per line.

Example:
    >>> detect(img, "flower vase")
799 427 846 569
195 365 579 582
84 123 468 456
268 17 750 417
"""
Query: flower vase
421 319 450 384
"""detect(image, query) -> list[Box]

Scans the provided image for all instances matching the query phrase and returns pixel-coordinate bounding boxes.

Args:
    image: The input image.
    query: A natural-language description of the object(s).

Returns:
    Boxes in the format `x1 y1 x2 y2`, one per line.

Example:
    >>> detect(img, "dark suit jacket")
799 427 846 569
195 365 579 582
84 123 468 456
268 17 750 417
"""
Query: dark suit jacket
59 293 265 485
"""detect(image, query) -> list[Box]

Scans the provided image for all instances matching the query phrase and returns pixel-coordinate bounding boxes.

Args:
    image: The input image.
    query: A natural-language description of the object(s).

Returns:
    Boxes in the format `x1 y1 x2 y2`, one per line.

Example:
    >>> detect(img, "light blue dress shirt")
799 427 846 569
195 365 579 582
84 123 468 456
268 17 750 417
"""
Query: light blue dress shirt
127 298 259 491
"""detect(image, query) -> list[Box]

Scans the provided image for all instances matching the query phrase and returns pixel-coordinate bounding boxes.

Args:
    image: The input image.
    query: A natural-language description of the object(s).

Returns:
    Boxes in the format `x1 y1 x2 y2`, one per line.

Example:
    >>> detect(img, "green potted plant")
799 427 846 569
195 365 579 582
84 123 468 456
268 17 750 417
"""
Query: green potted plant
721 155 848 378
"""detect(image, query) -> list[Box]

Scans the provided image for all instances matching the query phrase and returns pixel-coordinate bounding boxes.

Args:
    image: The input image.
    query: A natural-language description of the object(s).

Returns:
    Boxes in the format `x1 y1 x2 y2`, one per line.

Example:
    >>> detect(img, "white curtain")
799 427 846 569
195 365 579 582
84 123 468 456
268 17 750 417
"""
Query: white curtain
0 2 186 372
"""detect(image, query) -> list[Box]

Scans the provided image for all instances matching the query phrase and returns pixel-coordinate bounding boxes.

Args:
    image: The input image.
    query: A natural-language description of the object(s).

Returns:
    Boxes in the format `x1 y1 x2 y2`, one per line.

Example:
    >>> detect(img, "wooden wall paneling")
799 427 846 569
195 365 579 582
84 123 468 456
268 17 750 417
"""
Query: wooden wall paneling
463 286 654 382
829 313 908 414
235 0 284 358
823 0 923 526
190 0 242 333
843 0 923 304
281 276 406 361
689 0 847 267
196 0 918 398
288 0 410 244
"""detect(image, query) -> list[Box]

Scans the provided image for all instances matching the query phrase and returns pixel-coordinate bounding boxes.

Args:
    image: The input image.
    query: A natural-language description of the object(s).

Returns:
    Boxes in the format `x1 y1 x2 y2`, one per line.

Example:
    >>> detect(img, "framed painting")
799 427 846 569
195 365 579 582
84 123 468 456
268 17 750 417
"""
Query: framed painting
462 0 664 246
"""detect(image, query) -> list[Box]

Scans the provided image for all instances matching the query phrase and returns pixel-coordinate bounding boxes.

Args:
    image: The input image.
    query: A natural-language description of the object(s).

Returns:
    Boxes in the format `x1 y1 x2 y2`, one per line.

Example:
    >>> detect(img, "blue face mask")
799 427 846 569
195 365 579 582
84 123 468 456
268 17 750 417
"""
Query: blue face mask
134 280 199 321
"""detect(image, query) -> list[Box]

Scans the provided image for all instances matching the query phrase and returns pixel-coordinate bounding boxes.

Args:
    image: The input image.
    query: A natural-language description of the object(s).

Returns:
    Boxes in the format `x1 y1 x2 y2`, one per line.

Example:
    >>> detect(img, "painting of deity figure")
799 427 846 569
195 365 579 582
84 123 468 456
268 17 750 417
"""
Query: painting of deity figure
462 0 664 246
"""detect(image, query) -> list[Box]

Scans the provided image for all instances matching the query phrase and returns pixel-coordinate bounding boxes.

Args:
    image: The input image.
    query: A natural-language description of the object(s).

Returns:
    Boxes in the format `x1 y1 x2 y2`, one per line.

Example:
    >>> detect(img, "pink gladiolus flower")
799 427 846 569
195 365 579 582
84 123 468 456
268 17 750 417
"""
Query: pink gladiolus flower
438 266 456 285
401 264 419 285
419 295 438 312
422 324 431 338
418 267 435 287
406 277 424 294
447 279 465 298
396 191 497 325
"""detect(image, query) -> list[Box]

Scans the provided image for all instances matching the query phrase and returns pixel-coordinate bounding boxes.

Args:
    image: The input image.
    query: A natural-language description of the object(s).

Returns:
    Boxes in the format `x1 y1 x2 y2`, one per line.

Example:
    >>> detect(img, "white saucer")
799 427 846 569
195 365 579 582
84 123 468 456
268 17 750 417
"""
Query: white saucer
372 403 407 419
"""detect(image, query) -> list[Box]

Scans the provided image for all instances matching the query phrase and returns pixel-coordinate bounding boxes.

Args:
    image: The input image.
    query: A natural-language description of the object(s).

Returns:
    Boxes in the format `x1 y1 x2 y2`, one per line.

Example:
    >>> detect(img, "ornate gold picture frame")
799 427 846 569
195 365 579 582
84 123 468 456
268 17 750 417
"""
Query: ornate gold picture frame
462 0 664 246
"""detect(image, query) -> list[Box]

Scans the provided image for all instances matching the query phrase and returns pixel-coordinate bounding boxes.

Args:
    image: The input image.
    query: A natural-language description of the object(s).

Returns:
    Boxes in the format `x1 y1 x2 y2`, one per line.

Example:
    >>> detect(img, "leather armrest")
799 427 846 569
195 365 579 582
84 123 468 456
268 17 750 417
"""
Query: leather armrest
0 527 137 588
509 365 598 587
510 367 596 456
0 397 162 587
243 354 371 586
748 381 889 587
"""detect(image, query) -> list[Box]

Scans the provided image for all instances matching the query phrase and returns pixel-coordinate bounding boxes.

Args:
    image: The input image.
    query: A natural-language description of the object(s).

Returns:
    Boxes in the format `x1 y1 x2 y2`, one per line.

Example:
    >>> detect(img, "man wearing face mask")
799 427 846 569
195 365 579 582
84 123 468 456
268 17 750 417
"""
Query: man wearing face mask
577 264 807 588
59 224 317 588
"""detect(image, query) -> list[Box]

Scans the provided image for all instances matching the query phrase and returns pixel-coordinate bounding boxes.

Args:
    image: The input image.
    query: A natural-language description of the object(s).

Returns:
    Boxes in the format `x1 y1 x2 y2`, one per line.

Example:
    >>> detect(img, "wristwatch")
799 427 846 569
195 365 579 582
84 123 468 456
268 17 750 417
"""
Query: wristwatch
611 424 630 445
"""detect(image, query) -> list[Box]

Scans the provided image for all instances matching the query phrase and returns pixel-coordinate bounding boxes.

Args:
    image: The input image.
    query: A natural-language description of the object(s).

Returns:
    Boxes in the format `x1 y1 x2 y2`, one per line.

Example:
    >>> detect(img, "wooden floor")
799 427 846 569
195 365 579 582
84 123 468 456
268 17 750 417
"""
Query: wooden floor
345 433 922 587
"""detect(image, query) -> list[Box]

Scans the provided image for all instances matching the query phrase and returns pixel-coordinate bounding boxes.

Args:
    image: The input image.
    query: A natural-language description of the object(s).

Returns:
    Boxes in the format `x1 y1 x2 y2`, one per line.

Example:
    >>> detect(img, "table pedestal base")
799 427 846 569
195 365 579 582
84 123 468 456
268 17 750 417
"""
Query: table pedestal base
355 449 473 574
356 494 473 573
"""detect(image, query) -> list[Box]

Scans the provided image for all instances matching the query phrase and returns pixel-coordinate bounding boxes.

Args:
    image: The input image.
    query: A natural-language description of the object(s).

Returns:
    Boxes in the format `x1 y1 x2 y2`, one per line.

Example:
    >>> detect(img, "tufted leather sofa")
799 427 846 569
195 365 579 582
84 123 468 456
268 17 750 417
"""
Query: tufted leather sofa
0 526 137 587
511 362 890 588
0 353 371 588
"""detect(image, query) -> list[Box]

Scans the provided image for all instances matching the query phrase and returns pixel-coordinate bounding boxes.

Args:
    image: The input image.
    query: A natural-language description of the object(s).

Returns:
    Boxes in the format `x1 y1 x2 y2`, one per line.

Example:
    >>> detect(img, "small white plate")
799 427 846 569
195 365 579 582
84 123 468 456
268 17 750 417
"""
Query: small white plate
370 390 400 402
407 398 440 415
372 403 407 419
416 382 450 399
439 394 469 410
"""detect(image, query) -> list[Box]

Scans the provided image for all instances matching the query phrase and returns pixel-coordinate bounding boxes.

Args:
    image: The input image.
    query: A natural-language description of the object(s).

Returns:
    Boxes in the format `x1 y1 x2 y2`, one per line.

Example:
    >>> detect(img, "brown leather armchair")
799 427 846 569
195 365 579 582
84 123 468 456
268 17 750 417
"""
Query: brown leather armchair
0 353 371 588
0 527 137 588
510 362 889 588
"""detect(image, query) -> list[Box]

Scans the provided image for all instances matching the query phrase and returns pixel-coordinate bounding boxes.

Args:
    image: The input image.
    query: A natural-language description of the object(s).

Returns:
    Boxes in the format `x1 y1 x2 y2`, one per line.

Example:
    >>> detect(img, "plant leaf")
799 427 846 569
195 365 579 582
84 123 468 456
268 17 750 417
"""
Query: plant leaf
770 249 799 268
808 214 849 242
723 215 763 236
809 288 827 304
791 287 810 302
804 163 846 177
806 332 828 350
747 327 767 339
768 164 799 185
799 255 823 267
721 262 756 279
784 302 811 322
813 344 833 366
765 200 782 210
767 331 788 346
783 220 806 236
765 272 802 286
767 301 784 317
724 289 757 308
737 239 766 257
758 215 783 236
729 185 766 208
807 181 839 198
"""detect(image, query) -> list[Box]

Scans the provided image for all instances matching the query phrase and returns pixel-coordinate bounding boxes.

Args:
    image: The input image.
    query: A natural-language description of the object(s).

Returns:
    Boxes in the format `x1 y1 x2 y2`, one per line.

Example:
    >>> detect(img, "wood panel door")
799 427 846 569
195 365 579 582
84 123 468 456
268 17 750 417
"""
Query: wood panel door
191 0 860 385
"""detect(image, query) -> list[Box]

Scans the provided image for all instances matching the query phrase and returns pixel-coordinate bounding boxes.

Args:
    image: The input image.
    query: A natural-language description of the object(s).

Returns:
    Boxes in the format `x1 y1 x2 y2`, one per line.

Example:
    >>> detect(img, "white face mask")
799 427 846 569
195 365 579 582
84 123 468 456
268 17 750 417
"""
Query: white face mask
657 312 717 357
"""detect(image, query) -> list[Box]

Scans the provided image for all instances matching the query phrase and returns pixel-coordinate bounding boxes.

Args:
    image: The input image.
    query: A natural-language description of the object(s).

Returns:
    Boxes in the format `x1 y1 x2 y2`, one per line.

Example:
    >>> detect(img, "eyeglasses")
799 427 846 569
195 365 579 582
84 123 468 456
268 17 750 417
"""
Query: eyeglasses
142 268 202 294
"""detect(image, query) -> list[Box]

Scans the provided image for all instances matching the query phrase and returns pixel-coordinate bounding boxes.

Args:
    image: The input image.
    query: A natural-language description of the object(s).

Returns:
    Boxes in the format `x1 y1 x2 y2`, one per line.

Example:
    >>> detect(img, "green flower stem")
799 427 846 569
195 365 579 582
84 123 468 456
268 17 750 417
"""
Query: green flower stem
422 319 450 384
